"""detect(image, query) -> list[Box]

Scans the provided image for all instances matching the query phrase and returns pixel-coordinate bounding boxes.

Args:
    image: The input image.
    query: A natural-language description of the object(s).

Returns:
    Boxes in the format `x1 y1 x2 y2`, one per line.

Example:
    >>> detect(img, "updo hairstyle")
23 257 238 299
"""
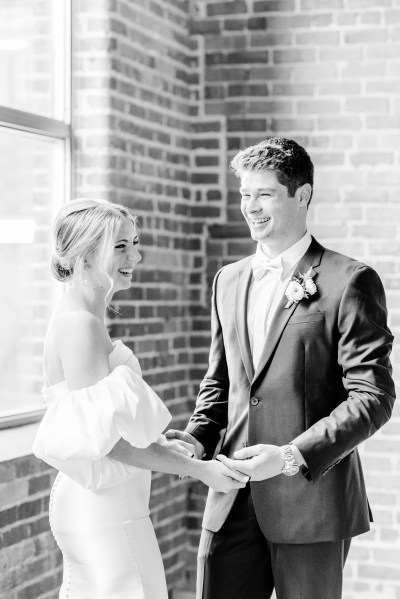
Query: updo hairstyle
51 198 137 285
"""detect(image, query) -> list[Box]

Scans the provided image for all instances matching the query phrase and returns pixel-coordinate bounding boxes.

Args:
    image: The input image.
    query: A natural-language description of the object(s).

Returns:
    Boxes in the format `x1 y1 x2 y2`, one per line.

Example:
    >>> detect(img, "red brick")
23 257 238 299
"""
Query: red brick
0 462 16 484
350 152 393 166
367 44 400 60
348 0 390 6
250 31 293 46
205 67 247 81
248 16 267 29
317 81 361 94
207 1 248 17
296 31 340 45
227 117 267 131
273 82 314 96
301 0 343 7
217 50 271 64
223 18 246 30
228 83 269 96
205 85 225 100
353 225 396 239
358 564 400 580
345 97 390 113
271 117 313 131
361 11 382 24
254 0 295 10
248 65 291 79
273 48 316 63
345 29 388 44
317 116 362 130
191 19 221 34
205 34 247 51
385 9 400 23
366 116 400 130
319 47 364 61
341 62 386 78
291 64 338 80
297 99 340 114
249 99 293 113
366 80 400 93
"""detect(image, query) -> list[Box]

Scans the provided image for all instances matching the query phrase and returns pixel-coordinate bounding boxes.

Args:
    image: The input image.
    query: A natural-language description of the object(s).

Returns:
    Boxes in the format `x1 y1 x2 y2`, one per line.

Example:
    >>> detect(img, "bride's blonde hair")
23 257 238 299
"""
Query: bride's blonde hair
51 198 137 303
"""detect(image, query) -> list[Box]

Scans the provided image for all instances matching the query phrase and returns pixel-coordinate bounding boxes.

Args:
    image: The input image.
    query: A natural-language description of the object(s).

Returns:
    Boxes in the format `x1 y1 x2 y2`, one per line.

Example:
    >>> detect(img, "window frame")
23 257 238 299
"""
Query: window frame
0 0 71 430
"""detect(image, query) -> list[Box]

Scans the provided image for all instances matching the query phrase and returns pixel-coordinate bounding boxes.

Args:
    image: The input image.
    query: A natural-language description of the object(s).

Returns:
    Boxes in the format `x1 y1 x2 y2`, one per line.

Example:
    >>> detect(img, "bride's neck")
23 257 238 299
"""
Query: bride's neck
67 283 108 321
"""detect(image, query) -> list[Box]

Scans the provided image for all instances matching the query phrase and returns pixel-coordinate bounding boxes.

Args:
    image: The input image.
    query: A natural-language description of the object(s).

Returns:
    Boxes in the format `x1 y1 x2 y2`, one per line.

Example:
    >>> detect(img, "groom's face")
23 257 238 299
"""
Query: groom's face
239 169 308 255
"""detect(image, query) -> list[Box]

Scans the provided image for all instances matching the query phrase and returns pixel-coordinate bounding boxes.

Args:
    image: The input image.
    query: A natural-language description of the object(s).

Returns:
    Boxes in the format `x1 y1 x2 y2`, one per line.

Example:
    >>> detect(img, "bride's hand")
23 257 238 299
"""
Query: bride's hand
157 434 195 457
197 460 249 493
165 429 205 460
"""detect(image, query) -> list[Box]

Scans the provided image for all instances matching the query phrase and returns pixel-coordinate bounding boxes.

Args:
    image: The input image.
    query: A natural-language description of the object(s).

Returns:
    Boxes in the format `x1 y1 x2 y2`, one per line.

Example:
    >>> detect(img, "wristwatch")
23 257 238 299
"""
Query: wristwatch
281 444 300 476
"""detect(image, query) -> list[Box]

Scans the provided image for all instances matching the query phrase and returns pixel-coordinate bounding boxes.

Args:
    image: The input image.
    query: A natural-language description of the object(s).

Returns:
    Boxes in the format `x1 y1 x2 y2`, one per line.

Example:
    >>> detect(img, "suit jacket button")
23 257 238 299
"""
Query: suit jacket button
250 397 259 406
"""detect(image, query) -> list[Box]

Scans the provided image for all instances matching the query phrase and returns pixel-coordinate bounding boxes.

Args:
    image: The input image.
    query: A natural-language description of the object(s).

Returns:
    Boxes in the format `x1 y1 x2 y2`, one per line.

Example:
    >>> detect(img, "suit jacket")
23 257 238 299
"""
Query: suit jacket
186 237 395 544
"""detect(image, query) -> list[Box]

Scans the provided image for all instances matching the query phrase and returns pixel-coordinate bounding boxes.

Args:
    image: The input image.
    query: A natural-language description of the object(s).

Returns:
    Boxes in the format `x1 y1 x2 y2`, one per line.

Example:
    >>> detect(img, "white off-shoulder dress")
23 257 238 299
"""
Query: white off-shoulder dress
33 340 172 599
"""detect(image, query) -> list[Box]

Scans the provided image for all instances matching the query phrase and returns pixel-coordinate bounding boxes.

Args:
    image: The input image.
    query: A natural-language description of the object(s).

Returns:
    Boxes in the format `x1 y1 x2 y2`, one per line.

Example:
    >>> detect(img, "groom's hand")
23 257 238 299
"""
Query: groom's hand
165 429 205 460
217 444 284 481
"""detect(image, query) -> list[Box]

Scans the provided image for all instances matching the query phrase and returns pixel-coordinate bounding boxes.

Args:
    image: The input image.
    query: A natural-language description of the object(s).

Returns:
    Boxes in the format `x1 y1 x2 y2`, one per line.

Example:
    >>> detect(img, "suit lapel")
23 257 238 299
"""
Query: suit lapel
252 237 324 385
235 258 254 383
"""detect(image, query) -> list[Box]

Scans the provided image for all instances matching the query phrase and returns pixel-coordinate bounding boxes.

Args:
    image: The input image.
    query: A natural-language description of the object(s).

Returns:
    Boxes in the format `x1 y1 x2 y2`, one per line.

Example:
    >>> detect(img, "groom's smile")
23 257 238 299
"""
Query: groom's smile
239 169 308 255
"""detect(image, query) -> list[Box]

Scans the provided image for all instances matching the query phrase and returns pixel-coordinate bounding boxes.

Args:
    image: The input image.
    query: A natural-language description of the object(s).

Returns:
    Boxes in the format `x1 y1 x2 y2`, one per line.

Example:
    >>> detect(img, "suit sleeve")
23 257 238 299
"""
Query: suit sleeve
185 269 230 459
292 266 395 482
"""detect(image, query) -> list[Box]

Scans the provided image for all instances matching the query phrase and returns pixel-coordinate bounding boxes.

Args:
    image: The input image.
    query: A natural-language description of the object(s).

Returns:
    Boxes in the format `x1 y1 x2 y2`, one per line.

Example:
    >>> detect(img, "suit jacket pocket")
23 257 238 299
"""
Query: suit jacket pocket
288 311 326 325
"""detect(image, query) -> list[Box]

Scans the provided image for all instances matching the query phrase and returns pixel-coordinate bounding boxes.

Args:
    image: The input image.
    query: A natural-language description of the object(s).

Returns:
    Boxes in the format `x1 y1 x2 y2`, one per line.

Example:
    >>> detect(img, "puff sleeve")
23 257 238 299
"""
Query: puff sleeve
33 365 172 478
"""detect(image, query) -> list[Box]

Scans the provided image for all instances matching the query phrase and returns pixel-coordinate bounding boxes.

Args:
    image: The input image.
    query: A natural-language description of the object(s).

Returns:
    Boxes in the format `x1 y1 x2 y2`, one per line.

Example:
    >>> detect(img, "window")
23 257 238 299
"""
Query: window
0 0 71 428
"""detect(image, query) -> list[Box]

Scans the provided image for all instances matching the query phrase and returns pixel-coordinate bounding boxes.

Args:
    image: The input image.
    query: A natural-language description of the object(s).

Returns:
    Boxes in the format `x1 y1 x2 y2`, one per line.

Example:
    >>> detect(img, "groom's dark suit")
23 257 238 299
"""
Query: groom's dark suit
186 237 395 597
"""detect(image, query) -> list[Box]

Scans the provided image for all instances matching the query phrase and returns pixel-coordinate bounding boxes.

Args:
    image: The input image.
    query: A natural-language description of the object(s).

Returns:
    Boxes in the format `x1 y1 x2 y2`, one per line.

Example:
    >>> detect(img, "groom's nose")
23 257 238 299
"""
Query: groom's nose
247 195 261 213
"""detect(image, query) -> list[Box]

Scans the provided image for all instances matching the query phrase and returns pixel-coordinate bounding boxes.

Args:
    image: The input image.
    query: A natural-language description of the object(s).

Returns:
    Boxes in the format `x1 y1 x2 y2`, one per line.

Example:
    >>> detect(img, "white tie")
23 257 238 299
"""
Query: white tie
252 255 283 282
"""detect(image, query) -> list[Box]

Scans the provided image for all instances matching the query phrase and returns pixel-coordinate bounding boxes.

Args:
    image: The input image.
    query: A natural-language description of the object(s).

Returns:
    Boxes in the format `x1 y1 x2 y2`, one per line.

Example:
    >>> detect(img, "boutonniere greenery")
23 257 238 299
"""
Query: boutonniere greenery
284 267 317 309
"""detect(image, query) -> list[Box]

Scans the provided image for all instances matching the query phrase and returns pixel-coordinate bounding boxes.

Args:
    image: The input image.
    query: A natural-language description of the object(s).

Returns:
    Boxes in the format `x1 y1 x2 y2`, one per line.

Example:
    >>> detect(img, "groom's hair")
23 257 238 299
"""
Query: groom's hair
230 137 314 204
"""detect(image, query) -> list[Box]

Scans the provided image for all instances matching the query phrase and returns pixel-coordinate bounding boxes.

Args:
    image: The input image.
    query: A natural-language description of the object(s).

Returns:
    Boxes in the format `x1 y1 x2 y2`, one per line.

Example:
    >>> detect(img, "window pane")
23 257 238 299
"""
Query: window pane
0 127 64 417
0 0 67 119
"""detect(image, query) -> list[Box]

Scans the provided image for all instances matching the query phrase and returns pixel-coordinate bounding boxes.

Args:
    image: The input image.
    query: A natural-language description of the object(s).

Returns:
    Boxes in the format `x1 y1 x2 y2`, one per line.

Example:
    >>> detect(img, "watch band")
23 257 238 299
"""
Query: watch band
281 444 300 476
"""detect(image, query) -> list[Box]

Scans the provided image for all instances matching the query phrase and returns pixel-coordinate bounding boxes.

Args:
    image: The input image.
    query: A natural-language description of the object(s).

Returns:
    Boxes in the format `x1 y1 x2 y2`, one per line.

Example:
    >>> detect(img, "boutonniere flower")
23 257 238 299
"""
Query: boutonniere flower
285 267 317 309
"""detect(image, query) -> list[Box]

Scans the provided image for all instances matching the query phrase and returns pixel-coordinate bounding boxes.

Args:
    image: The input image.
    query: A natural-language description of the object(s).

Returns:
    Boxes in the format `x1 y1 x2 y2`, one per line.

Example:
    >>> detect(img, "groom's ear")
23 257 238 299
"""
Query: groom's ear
296 184 312 208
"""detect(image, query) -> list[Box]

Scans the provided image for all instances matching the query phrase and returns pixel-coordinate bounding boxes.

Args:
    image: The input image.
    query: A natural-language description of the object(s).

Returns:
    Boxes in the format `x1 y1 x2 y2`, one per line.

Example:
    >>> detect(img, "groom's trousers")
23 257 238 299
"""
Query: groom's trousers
196 484 351 599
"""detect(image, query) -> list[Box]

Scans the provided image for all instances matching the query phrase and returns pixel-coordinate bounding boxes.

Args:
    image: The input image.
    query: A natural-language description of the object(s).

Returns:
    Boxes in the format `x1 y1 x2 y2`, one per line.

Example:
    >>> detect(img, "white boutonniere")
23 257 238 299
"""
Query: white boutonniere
284 267 317 309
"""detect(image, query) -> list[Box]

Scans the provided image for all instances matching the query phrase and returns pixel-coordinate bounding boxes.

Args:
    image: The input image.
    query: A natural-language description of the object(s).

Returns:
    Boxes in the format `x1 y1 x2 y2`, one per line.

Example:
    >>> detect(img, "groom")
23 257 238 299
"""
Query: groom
167 137 395 599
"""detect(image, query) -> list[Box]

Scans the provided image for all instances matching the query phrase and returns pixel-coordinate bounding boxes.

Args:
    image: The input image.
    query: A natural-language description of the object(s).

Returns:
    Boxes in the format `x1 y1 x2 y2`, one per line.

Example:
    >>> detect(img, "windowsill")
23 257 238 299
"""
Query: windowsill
0 422 40 462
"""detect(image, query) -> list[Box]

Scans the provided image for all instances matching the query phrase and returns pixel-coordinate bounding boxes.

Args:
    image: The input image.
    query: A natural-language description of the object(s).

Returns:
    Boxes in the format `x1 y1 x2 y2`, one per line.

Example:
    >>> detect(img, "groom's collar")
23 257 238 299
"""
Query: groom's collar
300 235 324 271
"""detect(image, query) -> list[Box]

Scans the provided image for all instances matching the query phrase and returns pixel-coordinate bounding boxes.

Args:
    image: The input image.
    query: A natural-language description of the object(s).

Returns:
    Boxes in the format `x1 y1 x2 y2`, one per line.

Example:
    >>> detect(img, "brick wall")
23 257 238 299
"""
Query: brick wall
0 456 61 599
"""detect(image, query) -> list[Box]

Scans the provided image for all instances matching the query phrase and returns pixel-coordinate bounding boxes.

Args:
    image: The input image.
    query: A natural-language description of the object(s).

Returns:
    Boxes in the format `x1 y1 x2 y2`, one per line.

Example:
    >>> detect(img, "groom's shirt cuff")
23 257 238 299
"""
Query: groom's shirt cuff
290 443 308 467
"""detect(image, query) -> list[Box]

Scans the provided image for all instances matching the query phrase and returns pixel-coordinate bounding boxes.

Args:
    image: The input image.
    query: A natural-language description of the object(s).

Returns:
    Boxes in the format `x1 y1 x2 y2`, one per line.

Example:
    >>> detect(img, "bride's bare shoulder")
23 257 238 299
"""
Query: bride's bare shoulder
44 303 112 388
46 302 108 358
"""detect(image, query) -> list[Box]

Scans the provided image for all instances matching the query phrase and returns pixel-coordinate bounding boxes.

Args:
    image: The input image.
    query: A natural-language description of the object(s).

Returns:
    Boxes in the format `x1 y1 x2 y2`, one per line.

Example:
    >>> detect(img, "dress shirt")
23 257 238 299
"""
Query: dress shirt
247 232 312 469
248 231 312 368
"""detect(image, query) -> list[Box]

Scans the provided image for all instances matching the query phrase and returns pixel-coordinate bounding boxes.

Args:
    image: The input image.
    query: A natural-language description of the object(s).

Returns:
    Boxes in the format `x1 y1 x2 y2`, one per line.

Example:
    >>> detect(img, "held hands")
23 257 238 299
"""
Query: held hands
165 429 205 460
156 434 195 458
217 444 285 482
165 429 249 492
199 459 249 494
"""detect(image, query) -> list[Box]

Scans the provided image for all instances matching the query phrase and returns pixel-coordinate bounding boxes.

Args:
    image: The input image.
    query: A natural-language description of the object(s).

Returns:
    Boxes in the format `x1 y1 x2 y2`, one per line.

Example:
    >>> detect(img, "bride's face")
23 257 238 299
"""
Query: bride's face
87 218 141 293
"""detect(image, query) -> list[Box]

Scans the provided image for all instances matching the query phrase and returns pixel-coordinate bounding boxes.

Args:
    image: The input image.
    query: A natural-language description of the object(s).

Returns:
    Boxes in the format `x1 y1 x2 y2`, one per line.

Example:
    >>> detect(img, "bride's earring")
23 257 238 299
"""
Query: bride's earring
83 259 89 285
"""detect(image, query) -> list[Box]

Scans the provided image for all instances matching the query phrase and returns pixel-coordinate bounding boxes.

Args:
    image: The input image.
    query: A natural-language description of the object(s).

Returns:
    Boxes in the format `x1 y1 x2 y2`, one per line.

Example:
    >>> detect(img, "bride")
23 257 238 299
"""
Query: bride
33 198 247 599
